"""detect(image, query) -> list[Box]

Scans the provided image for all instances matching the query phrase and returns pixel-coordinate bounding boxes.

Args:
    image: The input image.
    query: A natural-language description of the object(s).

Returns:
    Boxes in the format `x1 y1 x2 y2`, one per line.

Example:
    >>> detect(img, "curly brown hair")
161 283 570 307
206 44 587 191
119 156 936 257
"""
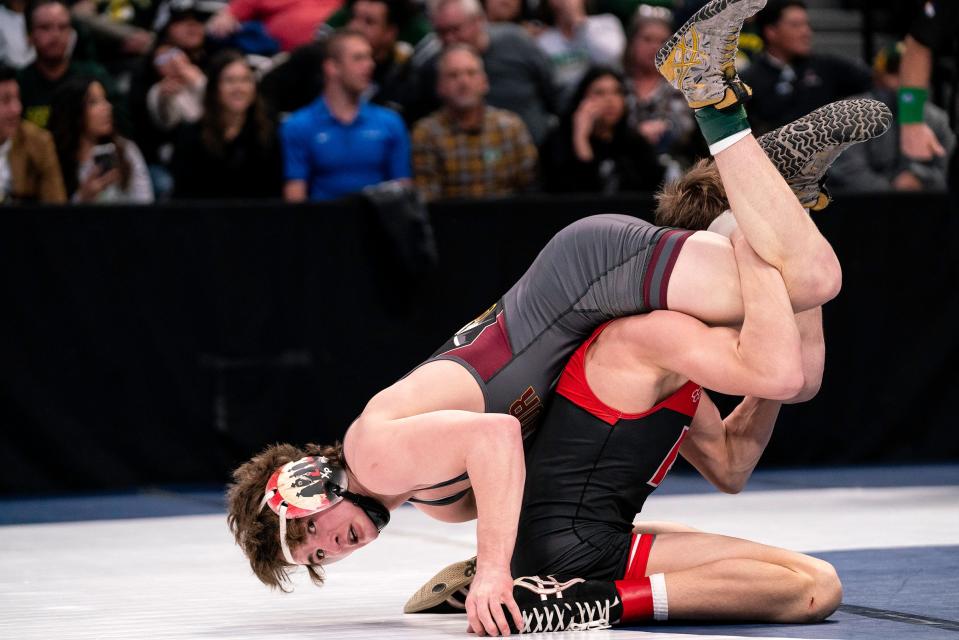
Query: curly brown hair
226 442 346 591
654 158 729 231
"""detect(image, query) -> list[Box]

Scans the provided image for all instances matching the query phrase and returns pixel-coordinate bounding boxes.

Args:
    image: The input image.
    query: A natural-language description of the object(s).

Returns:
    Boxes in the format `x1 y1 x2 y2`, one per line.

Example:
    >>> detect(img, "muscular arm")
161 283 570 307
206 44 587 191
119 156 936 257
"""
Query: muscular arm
784 306 824 404
680 392 782 493
616 232 805 400
679 304 824 491
345 409 523 635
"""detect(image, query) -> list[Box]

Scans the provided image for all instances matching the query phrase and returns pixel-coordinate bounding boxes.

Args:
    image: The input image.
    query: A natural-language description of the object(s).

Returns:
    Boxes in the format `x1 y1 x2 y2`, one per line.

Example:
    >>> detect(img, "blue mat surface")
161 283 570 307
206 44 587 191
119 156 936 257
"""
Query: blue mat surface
622 545 959 638
0 486 225 525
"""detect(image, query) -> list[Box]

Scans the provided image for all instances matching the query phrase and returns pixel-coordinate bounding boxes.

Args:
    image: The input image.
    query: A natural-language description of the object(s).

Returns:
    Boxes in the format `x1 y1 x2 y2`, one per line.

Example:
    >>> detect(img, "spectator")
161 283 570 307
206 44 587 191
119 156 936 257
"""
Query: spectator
623 8 696 170
1 0 35 68
897 1 958 193
129 0 217 197
48 76 153 203
413 0 557 144
260 0 417 118
280 29 410 202
206 0 343 52
412 44 536 201
0 62 66 203
482 0 535 26
830 42 955 194
16 0 119 129
541 65 663 194
172 49 282 198
324 0 430 47
536 0 625 108
740 0 872 135
68 0 157 62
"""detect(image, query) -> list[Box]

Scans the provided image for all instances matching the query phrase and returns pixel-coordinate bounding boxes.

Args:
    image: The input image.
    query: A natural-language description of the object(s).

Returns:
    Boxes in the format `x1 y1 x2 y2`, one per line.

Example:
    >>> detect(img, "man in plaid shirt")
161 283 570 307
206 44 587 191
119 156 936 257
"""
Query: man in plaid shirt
412 44 537 202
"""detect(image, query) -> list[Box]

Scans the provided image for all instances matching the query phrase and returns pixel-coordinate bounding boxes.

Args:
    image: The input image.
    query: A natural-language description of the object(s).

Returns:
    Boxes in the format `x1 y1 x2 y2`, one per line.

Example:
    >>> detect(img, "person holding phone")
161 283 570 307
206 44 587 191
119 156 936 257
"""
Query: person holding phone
48 76 154 203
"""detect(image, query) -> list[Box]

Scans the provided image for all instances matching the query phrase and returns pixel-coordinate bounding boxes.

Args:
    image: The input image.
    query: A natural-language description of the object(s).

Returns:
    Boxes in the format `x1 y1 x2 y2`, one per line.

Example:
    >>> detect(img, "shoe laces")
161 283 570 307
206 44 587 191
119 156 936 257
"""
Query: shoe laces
514 576 616 633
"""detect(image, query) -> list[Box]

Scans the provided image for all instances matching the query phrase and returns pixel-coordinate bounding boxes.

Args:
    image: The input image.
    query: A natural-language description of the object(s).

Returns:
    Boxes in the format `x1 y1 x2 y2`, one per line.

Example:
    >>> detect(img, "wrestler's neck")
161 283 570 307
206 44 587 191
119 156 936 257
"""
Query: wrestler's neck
343 468 410 510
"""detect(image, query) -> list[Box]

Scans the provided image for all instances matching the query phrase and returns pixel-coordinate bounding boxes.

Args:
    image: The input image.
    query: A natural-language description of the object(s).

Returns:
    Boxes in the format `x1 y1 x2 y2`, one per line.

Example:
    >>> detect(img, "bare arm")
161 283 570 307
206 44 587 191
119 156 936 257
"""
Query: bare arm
345 410 524 636
680 392 782 493
630 232 804 399
900 35 933 100
900 35 946 161
784 306 824 404
679 304 823 491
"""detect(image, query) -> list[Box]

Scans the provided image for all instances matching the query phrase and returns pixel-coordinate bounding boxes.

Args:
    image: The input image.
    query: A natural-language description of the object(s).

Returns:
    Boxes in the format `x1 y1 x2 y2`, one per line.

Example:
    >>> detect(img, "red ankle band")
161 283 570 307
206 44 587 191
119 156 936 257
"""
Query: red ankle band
614 577 653 623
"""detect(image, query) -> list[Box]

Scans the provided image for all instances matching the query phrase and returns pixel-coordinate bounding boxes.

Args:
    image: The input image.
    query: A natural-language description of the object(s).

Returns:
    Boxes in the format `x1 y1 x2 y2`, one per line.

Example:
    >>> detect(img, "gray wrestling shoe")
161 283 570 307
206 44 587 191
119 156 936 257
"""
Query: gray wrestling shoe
655 0 766 109
758 98 893 211
404 556 475 614
509 575 622 633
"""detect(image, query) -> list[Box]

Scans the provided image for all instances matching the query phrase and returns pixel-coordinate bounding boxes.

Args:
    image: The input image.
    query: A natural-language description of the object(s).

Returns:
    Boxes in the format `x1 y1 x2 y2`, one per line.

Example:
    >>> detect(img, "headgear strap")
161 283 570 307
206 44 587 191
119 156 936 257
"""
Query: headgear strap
260 455 391 566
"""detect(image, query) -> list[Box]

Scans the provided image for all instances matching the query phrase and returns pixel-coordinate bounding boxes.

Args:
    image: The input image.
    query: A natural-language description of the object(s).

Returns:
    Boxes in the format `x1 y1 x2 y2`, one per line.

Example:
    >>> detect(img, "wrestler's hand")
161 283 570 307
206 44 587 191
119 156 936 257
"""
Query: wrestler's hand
465 565 521 636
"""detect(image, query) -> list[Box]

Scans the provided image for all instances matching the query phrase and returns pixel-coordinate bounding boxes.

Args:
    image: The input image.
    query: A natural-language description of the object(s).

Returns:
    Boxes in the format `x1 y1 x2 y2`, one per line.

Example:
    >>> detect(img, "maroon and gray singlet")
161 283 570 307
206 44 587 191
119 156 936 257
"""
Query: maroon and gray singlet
419 214 693 437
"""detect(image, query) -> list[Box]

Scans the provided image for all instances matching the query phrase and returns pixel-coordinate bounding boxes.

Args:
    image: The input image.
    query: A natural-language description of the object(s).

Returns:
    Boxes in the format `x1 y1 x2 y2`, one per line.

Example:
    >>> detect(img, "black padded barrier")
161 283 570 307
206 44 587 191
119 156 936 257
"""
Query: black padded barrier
1 191 957 493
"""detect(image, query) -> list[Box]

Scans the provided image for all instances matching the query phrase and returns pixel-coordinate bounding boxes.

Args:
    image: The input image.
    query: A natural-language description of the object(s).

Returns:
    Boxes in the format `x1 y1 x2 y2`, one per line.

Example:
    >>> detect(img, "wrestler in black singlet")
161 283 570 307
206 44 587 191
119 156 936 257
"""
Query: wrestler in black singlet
511 322 702 581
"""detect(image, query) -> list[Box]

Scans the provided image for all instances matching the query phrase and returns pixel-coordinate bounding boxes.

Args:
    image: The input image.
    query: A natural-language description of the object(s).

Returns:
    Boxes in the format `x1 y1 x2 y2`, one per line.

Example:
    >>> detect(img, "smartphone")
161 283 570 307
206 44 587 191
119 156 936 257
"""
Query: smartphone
154 46 182 68
92 143 118 174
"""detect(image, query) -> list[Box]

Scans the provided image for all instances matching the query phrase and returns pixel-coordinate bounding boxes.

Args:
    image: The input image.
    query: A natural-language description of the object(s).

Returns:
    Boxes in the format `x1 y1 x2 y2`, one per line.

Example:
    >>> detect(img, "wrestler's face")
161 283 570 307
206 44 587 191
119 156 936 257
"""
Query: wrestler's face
292 501 379 566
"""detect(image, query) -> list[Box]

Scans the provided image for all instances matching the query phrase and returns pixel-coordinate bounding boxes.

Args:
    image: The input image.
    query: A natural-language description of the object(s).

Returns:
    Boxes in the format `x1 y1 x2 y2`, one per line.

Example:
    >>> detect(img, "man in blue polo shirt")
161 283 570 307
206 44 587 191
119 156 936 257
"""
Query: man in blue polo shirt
281 29 411 202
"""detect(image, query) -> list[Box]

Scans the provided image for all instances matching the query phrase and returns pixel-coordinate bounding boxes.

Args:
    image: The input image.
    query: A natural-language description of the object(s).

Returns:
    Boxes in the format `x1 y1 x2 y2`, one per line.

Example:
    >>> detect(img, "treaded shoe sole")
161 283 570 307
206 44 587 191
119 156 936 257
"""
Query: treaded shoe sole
403 557 475 614
655 0 766 109
758 98 893 210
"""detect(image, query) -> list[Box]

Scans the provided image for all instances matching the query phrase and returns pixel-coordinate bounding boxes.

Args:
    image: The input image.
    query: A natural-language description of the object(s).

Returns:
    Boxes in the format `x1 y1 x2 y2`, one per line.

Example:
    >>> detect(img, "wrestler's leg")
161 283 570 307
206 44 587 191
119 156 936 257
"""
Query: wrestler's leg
711 136 842 309
641 530 842 623
656 0 842 321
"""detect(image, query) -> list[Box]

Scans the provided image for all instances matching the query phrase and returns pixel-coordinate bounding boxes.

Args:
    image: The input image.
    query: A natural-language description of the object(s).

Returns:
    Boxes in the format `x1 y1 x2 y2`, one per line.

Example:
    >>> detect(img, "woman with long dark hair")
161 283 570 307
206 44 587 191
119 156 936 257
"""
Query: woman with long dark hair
541 65 663 194
48 76 154 203
171 49 282 198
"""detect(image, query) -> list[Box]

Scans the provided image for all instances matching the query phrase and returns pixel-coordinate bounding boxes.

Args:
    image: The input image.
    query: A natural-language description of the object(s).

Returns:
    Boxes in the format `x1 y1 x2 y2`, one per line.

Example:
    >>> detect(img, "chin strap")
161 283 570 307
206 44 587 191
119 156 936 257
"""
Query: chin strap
335 487 391 532
259 489 300 565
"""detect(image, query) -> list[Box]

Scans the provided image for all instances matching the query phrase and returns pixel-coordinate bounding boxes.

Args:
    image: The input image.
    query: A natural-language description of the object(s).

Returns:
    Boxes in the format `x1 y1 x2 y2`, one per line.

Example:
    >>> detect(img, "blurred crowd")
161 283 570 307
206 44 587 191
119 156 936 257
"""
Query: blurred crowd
0 0 954 205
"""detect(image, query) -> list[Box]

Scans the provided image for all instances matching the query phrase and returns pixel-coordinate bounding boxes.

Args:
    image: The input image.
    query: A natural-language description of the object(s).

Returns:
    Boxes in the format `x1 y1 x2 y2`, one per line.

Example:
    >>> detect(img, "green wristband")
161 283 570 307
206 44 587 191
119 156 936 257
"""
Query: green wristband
694 104 750 147
898 87 927 124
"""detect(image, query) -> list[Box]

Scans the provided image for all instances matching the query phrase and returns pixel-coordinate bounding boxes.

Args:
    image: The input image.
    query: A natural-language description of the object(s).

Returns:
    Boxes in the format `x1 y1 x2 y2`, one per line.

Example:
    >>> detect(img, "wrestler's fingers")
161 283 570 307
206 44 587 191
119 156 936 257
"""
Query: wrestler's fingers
504 594 523 634
489 597 512 636
466 602 485 636
477 599 500 636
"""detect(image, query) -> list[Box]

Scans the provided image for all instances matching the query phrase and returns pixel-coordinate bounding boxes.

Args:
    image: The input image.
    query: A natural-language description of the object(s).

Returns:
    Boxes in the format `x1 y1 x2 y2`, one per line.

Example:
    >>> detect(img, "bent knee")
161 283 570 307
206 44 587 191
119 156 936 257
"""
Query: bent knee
799 559 843 622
